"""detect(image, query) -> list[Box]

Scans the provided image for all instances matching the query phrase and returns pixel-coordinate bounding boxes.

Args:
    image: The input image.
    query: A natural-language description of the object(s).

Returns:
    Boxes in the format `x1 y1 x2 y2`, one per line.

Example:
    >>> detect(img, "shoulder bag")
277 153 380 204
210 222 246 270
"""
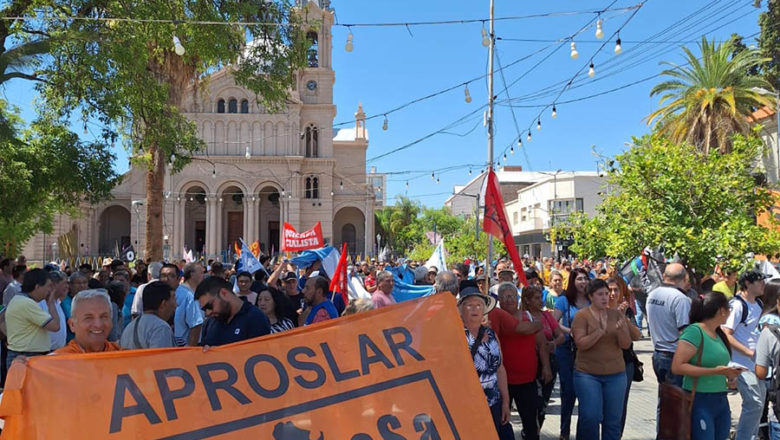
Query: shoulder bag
658 326 704 440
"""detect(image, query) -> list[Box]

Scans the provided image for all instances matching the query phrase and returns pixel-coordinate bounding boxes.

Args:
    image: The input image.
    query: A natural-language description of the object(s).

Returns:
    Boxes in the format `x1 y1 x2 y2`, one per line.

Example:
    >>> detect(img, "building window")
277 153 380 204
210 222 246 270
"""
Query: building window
240 99 249 114
305 176 319 199
217 99 225 113
513 212 519 224
228 99 238 113
306 31 319 67
305 124 318 157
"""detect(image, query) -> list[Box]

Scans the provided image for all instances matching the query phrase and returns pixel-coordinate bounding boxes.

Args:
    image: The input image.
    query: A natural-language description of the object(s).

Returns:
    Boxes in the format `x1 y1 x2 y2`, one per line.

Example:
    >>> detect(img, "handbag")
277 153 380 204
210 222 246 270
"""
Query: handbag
658 327 704 440
629 348 644 382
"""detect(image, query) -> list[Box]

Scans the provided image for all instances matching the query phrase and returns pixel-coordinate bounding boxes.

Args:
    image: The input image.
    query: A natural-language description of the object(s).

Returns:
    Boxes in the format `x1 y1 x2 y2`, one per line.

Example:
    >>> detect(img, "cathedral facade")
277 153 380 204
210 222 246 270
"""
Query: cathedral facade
23 1 376 263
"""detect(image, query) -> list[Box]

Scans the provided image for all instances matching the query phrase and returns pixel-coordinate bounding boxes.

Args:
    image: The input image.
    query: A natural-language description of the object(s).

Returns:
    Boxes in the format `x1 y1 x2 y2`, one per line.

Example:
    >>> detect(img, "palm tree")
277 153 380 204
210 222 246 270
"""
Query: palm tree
646 36 776 154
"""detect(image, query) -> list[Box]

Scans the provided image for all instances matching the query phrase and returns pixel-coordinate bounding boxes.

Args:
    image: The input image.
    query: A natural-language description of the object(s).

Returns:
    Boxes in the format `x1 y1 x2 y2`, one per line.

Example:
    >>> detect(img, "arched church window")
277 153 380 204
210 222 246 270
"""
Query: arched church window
306 31 319 68
217 99 225 113
305 125 318 157
305 177 312 199
312 177 319 199
228 98 238 113
240 99 249 114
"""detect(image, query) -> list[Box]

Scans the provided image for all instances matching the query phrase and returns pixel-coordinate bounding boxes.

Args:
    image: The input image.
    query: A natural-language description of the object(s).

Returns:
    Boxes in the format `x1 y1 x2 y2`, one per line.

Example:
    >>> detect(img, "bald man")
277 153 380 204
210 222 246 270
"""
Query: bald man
646 262 691 434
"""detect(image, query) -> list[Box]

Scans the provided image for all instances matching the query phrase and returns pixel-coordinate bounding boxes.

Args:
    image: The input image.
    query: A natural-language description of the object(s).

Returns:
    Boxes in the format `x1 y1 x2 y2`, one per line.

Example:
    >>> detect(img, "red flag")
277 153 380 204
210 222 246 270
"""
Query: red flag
482 170 528 287
329 242 349 305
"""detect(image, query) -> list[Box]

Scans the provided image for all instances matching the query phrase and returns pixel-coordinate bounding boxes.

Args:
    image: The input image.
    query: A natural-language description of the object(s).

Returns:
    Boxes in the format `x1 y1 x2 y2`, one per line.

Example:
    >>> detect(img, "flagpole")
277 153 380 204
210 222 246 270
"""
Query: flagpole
486 0 495 274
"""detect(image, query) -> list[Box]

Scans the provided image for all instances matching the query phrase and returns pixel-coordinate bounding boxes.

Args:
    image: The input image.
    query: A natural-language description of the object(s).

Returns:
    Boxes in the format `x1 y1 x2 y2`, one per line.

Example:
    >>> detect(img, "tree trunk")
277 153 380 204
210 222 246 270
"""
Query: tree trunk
144 144 165 261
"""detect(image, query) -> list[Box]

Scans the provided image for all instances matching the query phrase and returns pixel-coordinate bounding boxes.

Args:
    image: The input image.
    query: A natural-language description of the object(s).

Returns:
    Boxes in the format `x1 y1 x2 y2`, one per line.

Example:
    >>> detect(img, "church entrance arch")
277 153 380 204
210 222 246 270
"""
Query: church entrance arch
333 207 365 255
256 186 281 254
98 206 131 254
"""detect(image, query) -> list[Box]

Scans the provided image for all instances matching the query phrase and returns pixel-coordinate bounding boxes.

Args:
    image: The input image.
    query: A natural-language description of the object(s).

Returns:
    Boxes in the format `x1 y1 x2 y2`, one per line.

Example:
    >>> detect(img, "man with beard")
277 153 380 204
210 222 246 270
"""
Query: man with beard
300 276 338 326
195 277 271 346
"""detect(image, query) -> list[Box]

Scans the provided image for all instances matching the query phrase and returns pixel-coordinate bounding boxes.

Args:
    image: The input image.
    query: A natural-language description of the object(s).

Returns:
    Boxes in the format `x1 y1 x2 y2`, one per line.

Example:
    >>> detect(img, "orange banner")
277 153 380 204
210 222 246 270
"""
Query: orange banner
0 294 495 439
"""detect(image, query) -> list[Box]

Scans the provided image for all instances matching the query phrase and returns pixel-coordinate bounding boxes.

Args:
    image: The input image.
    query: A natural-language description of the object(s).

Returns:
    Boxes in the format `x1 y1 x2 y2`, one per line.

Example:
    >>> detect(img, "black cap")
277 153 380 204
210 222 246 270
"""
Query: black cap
282 272 298 282
739 270 770 286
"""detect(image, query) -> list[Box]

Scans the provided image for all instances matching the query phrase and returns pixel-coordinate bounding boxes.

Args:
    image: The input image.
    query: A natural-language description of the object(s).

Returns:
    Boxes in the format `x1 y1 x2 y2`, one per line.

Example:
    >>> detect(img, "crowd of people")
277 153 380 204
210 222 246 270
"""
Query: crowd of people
1 252 780 440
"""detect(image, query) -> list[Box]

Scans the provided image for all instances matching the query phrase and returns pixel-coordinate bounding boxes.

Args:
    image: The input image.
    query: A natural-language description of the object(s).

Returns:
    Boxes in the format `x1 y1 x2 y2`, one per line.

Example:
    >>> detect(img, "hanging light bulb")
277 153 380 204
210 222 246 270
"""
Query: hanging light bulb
468 168 472 176
172 35 185 56
340 180 344 190
588 62 595 78
382 115 388 131
503 153 507 161
436 177 440 184
595 18 604 39
527 130 532 141
212 167 216 179
570 41 579 59
552 106 557 118
245 146 251 159
330 190 334 196
517 138 522 148
481 26 490 47
464 84 472 103
614 35 623 55
345 30 354 52
405 181 409 188
510 145 515 154
537 119 542 131
431 172 435 180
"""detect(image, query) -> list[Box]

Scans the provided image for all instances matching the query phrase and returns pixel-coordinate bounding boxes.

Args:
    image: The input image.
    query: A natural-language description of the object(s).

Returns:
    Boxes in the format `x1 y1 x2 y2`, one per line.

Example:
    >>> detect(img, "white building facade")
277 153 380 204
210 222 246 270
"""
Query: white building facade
23 1 376 263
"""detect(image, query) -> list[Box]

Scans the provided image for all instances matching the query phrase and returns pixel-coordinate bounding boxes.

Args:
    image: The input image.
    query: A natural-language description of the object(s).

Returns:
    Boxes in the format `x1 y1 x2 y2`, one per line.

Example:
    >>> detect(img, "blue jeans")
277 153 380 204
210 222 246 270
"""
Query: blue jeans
770 421 780 440
573 370 627 440
621 360 633 435
489 397 516 440
652 350 683 434
634 299 645 329
691 392 730 440
556 345 577 437
735 370 766 440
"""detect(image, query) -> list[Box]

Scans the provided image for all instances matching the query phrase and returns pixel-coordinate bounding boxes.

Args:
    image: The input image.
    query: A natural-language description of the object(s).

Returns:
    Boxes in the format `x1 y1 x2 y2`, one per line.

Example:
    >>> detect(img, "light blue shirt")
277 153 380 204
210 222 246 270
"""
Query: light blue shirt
174 284 203 346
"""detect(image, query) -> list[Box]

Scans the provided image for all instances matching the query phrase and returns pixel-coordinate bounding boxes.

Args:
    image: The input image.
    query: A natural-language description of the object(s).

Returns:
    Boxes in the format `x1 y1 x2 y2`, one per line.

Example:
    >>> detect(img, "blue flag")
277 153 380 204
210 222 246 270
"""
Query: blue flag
239 239 264 275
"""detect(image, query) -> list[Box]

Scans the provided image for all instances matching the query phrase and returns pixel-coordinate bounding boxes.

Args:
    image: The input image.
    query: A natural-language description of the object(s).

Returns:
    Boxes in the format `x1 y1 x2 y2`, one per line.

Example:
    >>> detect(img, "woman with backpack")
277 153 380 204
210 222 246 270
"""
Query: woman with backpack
754 278 780 439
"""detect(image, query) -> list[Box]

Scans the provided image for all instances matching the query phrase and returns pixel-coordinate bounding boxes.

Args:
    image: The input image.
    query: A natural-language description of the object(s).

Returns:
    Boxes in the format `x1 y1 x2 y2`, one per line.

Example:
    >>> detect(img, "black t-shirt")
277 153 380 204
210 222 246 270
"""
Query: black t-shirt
200 301 271 346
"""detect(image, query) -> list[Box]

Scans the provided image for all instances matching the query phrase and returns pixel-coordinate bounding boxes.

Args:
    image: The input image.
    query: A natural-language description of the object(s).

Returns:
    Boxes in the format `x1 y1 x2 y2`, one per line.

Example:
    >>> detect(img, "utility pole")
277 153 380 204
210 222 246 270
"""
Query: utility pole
486 0 495 271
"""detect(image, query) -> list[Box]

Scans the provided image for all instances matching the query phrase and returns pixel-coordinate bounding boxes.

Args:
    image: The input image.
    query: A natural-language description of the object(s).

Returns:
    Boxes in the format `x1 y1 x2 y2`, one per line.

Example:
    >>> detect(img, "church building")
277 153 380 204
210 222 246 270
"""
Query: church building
22 1 376 263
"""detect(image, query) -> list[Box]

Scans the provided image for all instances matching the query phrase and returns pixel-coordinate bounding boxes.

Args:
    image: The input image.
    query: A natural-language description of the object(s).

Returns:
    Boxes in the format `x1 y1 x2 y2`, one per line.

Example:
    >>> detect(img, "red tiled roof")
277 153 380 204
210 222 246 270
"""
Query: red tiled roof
748 106 776 122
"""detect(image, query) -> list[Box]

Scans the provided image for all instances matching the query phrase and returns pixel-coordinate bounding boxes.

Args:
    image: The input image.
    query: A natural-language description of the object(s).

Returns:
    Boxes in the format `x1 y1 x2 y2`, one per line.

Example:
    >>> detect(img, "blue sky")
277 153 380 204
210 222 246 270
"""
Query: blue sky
3 0 765 207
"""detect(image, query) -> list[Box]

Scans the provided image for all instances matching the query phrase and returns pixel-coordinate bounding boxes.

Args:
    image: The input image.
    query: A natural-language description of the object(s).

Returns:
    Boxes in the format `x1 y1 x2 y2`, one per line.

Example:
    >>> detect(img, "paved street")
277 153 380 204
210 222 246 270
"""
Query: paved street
509 335 743 439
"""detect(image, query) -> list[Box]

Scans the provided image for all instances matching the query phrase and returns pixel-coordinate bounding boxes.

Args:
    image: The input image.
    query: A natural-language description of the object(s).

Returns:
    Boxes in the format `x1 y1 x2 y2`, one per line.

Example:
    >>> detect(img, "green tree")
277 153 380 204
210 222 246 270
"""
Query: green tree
646 37 775 154
757 0 780 90
562 134 780 273
35 0 307 260
0 100 118 255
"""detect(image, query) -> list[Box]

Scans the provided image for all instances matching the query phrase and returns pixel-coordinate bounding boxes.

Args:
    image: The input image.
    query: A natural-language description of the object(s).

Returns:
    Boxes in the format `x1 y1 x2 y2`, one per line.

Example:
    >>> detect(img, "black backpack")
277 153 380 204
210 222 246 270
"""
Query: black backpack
731 295 763 326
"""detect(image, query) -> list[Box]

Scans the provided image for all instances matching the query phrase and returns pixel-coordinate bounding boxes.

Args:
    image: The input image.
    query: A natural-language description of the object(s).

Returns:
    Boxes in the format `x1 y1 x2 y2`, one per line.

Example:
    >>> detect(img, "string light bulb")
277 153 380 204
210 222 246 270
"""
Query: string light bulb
481 26 490 47
211 167 216 179
510 145 515 154
330 190 334 196
345 30 354 52
570 41 579 59
464 84 472 103
527 130 532 141
431 172 435 180
340 181 344 190
245 146 251 159
406 181 409 188
595 18 604 39
537 119 542 131
517 138 522 148
468 168 472 176
614 35 623 55
172 35 185 56
436 177 440 184
382 115 388 131
588 62 595 78
552 106 557 118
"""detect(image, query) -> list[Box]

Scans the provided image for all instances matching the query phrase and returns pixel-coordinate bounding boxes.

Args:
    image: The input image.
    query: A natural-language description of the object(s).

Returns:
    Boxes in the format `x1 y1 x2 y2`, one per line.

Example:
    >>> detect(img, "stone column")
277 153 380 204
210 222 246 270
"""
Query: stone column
205 198 217 259
215 199 224 261
246 197 258 243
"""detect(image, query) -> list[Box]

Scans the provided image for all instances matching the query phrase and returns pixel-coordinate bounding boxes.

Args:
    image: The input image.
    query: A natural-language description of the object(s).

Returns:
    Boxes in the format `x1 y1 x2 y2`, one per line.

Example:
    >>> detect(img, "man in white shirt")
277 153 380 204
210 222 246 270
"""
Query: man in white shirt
130 261 163 317
723 270 767 440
